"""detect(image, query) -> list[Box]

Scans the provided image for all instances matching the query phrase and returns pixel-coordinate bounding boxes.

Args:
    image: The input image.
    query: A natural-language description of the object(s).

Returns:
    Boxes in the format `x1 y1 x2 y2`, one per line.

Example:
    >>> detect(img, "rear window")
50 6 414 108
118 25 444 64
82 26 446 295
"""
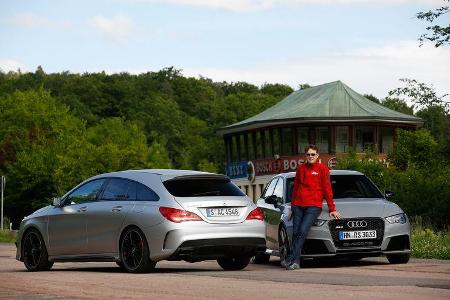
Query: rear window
163 175 245 197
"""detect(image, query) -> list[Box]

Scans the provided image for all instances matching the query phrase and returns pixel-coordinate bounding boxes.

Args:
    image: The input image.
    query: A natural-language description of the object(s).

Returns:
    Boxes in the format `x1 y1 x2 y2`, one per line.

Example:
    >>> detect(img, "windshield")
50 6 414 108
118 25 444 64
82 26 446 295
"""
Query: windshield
163 175 245 197
285 174 383 202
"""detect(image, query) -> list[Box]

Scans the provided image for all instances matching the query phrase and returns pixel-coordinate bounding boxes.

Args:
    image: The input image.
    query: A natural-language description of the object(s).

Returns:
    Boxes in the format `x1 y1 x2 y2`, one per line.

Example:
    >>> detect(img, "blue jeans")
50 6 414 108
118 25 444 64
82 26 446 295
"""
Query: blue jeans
286 206 322 265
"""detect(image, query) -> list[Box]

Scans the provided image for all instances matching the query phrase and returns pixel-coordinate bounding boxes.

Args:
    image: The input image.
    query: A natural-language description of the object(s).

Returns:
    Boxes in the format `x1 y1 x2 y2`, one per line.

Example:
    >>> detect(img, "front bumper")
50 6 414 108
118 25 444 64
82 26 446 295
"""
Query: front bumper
287 217 411 258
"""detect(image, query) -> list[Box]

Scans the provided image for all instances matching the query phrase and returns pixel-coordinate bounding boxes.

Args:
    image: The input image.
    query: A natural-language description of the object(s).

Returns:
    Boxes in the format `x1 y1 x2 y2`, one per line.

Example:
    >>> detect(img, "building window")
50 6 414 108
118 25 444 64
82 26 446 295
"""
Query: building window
336 126 349 152
315 127 329 153
297 127 309 154
356 126 374 152
380 127 394 154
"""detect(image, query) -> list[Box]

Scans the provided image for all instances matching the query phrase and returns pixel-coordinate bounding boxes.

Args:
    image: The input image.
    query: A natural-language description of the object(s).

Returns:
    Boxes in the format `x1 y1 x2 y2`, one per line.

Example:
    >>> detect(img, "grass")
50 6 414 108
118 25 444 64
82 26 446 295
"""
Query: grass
411 222 450 260
0 229 17 243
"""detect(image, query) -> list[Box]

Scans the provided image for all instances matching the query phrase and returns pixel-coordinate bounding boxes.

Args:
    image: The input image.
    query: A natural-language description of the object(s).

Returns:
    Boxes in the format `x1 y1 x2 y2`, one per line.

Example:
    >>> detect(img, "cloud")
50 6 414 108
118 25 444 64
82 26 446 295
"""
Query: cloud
3 13 51 27
183 41 450 98
162 0 442 12
90 15 136 42
0 59 27 72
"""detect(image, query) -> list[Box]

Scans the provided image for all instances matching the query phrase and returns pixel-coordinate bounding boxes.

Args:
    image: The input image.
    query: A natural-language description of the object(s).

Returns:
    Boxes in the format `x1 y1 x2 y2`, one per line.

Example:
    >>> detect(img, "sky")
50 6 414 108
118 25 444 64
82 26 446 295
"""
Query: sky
1 0 449 99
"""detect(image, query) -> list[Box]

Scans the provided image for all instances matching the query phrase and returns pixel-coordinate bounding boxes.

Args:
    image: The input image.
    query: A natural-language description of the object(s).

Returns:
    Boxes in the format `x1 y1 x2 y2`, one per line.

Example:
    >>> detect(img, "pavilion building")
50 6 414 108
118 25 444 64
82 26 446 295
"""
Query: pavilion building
217 80 423 201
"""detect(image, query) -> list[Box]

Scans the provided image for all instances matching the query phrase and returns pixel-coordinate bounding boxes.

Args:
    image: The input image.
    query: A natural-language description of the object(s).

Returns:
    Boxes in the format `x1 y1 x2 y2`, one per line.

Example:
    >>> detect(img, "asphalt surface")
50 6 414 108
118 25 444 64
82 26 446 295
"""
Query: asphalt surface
1 243 449 299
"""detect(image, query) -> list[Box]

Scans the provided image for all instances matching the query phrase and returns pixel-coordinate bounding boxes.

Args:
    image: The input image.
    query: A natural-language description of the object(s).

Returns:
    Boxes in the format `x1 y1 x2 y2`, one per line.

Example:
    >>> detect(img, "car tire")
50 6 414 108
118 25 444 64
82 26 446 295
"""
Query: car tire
278 226 291 267
252 253 270 264
119 227 156 273
22 228 54 272
217 256 251 270
387 253 410 264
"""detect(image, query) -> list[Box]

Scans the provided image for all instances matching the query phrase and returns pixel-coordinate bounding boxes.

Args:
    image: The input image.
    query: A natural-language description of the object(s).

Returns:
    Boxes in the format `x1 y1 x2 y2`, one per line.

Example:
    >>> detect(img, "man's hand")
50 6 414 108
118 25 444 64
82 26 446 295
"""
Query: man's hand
330 211 341 219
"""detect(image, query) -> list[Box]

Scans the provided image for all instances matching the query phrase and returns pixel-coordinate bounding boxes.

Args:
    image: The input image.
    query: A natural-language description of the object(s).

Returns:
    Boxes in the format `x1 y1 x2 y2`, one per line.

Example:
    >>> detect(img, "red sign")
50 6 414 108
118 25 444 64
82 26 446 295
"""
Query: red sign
252 154 337 176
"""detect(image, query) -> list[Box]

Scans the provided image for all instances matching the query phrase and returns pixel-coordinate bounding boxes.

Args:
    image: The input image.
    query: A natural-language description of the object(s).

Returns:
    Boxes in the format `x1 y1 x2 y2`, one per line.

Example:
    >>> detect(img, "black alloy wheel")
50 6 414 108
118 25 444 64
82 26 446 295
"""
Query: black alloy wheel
22 229 53 271
217 256 251 271
278 226 291 266
120 227 156 273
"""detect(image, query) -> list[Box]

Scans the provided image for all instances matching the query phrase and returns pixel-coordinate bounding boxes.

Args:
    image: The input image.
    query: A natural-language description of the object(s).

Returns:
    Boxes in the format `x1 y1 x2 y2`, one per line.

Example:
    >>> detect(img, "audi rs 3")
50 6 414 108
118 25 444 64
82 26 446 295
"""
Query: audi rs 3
16 169 266 272
256 170 410 265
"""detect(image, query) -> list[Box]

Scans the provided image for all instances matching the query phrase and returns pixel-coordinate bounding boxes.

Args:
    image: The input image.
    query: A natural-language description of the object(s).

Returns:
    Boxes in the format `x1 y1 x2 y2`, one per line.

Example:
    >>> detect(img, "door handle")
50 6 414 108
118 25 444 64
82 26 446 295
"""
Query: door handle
112 206 122 212
77 206 87 212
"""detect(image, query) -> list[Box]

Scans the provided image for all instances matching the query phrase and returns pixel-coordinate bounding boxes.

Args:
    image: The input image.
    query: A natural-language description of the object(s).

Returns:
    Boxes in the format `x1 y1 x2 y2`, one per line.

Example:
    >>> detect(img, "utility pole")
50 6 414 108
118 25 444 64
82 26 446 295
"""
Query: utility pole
1 176 4 231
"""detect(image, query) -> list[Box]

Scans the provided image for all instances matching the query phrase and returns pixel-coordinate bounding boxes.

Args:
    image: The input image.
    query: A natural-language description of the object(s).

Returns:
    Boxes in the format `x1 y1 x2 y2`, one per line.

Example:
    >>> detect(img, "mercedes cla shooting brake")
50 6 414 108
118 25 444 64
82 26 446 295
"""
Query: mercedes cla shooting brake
256 170 410 265
16 169 266 272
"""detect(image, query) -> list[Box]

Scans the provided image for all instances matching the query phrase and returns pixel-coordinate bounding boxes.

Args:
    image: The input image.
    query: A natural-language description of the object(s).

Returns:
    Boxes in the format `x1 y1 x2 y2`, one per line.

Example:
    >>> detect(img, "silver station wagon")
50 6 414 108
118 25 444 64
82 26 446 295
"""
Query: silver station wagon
16 169 266 272
256 170 411 265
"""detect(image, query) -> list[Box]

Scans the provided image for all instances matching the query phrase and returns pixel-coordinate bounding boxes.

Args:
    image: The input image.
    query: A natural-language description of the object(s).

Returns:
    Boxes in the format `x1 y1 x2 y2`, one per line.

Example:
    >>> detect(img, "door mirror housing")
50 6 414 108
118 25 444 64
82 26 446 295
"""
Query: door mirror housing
265 195 280 208
385 190 395 199
52 197 62 207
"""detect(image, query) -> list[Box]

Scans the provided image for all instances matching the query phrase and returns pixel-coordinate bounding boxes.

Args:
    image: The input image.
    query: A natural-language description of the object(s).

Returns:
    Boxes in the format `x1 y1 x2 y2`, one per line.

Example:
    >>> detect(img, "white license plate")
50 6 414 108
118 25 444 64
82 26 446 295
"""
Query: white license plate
206 207 239 217
339 230 377 240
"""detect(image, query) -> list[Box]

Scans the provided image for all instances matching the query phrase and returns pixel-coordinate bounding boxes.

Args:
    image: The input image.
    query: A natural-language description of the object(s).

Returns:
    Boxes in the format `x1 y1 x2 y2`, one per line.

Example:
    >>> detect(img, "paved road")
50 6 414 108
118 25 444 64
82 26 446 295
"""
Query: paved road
1 243 449 299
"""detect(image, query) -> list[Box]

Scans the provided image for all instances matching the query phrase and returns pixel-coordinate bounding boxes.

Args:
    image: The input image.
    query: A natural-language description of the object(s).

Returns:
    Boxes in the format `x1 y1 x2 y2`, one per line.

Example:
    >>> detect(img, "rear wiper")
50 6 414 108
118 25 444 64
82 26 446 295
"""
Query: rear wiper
191 191 220 196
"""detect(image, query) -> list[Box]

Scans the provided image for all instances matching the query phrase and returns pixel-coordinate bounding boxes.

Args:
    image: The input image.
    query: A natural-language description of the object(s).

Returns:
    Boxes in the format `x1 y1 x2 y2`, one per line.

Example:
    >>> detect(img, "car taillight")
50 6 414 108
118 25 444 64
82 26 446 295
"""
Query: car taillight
159 207 203 223
246 207 264 221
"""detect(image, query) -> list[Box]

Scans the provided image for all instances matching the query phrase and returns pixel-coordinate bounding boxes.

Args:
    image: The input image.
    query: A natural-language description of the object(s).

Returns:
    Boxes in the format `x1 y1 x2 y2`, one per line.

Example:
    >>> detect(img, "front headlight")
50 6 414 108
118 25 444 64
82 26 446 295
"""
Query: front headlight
313 219 326 226
385 213 407 224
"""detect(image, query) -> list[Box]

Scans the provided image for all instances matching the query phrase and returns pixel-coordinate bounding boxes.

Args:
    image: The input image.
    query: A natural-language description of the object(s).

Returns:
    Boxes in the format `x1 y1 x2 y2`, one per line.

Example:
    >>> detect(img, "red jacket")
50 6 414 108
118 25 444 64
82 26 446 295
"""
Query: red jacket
291 162 336 212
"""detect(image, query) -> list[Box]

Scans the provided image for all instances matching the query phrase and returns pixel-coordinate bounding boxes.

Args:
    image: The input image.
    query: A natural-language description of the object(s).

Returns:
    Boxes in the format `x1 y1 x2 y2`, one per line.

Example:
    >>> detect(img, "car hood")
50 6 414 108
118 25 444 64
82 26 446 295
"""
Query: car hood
318 198 404 220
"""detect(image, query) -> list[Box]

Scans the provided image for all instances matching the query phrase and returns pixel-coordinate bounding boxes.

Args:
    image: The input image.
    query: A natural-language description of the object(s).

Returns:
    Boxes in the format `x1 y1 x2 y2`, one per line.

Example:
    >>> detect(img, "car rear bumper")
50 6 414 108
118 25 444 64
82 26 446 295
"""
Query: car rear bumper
168 237 266 262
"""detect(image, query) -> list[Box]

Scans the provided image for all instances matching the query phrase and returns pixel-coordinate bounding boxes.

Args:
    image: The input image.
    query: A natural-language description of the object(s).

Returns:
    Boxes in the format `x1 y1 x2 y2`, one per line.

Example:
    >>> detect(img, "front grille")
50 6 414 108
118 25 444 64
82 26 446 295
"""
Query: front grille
386 235 410 251
328 218 385 248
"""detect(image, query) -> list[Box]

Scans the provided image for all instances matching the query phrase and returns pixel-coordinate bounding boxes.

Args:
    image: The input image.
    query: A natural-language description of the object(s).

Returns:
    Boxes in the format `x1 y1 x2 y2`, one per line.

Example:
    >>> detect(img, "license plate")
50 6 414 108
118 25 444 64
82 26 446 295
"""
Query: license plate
339 230 377 240
206 207 239 217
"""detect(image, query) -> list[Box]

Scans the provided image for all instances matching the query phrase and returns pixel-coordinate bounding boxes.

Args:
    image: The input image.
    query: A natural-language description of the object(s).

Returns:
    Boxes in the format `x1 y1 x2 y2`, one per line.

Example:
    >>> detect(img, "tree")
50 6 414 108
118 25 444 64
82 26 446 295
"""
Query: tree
364 94 380 104
417 0 450 47
381 97 414 115
388 78 449 112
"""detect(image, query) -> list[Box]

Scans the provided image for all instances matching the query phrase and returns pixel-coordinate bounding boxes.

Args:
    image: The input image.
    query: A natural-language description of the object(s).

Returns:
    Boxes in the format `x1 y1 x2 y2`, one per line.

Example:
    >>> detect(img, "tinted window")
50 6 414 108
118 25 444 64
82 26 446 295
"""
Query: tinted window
136 182 159 201
331 175 383 198
286 178 294 204
101 178 135 201
163 176 245 197
66 179 106 205
262 178 278 198
273 178 284 200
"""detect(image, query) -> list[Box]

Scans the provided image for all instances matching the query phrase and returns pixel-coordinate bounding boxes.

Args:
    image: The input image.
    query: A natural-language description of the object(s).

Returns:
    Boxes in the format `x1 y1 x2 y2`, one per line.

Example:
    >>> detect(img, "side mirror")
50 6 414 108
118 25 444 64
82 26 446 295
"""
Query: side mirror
52 197 62 207
385 190 395 199
265 195 279 208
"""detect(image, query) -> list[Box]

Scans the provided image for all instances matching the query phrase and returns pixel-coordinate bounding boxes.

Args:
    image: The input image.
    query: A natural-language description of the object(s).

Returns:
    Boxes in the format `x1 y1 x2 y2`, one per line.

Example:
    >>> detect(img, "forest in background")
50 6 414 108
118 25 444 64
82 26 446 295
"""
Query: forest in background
0 67 448 228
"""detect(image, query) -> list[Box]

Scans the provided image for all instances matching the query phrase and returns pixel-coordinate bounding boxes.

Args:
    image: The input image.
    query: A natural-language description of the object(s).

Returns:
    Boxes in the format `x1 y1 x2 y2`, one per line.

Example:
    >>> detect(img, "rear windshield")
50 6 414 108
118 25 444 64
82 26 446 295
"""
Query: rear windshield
163 176 245 197
285 174 383 201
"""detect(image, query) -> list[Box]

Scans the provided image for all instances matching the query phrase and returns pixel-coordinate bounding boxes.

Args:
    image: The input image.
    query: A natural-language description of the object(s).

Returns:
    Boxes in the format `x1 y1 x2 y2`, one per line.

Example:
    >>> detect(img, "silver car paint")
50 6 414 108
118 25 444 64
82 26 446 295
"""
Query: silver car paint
16 169 265 263
257 170 411 258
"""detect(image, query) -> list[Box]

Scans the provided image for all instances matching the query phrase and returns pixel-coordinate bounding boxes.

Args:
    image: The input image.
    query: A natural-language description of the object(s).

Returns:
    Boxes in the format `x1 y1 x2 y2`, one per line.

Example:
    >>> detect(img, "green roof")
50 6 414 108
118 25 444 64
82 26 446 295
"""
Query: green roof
218 81 422 135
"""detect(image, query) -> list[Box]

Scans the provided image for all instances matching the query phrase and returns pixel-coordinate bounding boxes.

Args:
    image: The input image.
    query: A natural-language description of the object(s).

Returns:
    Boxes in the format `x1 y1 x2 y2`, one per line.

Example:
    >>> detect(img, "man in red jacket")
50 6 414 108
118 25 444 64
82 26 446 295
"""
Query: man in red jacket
285 144 341 270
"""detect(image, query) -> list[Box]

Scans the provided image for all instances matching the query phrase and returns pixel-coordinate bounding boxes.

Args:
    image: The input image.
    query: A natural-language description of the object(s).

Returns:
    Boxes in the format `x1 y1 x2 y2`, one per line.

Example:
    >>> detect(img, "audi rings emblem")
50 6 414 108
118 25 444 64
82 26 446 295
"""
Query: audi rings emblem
347 220 368 228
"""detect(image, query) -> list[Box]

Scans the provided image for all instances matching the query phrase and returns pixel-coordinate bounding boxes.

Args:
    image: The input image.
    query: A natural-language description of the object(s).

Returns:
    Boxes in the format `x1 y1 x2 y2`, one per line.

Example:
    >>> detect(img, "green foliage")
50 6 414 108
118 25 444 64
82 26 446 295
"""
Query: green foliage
0 230 16 243
0 68 290 227
411 218 450 259
381 97 414 115
364 94 380 104
416 0 450 47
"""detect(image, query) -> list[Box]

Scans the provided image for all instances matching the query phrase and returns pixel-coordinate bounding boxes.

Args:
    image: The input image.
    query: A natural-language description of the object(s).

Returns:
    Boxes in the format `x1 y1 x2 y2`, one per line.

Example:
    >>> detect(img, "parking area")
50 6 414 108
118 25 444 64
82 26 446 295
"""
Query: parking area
1 243 449 299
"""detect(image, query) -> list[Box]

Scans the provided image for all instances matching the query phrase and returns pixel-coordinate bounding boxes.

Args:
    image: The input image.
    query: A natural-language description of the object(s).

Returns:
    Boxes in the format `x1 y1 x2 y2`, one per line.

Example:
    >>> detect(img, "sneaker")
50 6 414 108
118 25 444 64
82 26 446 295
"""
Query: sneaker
285 263 300 270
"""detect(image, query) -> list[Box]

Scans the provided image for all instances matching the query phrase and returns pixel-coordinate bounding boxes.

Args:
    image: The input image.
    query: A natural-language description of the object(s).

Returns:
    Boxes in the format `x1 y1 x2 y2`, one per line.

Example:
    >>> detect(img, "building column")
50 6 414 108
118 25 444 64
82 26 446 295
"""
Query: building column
244 133 249 160
270 128 275 157
261 130 266 158
330 125 336 154
252 132 257 159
